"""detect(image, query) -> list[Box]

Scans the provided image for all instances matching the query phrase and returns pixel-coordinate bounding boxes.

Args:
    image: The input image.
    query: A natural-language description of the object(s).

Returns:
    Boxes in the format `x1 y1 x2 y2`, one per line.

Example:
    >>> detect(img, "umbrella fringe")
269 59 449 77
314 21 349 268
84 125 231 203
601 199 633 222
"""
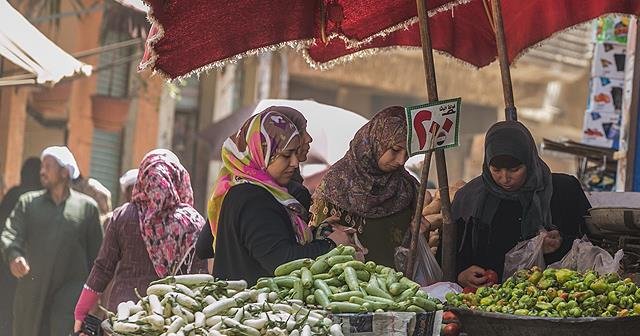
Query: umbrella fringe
139 2 316 81
324 0 473 50
509 13 628 67
300 45 481 71
303 12 631 72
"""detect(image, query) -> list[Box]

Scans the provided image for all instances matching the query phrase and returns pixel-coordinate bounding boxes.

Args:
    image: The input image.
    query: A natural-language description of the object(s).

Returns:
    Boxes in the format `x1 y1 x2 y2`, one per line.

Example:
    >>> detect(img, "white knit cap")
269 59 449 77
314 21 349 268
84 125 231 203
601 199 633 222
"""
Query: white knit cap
119 169 139 191
41 146 80 179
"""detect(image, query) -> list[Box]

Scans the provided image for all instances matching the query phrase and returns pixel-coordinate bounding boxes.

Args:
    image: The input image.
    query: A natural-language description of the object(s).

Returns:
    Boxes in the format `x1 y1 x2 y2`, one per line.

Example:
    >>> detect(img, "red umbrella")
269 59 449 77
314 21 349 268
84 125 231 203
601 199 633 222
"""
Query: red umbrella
139 0 468 78
304 0 640 69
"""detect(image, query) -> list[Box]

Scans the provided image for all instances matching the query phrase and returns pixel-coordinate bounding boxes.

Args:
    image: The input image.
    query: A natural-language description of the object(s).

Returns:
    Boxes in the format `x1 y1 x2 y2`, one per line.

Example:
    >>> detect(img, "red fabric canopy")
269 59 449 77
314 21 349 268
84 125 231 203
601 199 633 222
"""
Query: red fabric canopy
305 0 640 69
140 0 466 79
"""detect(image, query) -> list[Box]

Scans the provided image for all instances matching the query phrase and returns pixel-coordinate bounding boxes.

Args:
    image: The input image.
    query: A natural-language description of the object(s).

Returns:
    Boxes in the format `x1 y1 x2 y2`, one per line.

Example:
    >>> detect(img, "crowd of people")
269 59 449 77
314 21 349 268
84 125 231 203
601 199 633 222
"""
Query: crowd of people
0 104 590 336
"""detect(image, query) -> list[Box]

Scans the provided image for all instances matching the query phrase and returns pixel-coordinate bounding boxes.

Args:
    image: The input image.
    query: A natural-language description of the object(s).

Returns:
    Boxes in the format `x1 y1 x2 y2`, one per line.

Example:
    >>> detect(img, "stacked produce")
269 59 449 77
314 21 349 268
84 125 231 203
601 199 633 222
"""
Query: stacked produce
447 267 640 318
257 245 443 314
106 274 343 336
422 181 465 254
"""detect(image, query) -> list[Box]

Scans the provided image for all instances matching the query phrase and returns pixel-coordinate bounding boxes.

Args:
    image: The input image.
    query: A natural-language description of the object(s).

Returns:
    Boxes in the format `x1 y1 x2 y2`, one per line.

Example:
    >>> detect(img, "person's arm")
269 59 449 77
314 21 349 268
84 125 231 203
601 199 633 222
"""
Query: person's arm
240 200 332 275
0 196 27 264
544 175 591 264
195 221 215 259
75 208 120 326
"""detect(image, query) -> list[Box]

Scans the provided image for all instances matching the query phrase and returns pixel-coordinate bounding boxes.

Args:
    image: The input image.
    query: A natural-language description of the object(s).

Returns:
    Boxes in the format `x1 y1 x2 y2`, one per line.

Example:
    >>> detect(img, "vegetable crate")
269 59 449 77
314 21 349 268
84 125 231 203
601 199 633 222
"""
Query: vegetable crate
331 311 441 336
451 308 640 336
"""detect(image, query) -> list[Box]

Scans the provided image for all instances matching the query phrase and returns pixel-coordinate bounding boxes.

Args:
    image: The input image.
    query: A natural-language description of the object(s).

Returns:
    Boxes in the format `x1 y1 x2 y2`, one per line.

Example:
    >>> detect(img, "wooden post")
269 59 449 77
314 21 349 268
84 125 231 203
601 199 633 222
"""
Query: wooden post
405 0 457 282
491 0 518 121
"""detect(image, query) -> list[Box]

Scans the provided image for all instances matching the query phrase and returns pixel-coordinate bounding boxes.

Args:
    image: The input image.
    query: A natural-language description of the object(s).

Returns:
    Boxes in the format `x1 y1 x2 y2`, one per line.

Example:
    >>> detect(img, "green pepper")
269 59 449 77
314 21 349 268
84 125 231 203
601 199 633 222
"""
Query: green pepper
514 309 529 316
528 270 543 285
574 282 588 292
569 307 583 317
590 280 609 294
633 303 640 315
635 288 640 300
563 280 577 291
535 302 553 311
608 291 620 304
607 273 620 283
537 278 555 290
480 297 493 306
583 272 597 287
555 268 575 285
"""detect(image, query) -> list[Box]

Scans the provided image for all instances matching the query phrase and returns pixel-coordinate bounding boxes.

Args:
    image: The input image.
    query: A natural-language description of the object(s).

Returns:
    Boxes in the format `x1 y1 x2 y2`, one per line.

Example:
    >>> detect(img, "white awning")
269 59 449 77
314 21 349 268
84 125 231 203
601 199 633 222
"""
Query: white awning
114 0 149 12
0 0 92 85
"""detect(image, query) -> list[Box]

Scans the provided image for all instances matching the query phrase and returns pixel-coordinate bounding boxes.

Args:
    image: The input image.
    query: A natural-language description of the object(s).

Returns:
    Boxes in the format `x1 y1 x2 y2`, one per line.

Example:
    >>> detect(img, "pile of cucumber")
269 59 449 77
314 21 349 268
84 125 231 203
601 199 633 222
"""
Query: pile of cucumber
256 245 443 314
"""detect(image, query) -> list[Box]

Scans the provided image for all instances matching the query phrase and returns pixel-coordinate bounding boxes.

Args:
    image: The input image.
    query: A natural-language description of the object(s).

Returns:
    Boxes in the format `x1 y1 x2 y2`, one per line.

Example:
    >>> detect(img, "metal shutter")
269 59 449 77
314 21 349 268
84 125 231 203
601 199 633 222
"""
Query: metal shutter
90 129 122 199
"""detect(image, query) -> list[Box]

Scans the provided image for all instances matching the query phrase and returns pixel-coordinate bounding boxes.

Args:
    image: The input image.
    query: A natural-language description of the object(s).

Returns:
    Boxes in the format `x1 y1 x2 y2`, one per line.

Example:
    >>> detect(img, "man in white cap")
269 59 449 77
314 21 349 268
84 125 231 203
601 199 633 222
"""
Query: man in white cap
0 146 102 336
119 168 138 204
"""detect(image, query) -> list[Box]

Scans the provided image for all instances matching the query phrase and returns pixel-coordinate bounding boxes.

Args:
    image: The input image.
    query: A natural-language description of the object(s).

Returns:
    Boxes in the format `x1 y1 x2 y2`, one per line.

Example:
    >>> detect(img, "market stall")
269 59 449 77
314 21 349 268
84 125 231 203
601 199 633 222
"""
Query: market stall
127 1 640 336
102 246 442 336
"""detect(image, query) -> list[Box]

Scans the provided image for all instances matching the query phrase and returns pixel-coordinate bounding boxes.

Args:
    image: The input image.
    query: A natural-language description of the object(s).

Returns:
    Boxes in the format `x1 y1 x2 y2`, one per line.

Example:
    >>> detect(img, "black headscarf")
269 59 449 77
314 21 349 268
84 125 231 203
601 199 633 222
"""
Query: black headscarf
452 121 553 253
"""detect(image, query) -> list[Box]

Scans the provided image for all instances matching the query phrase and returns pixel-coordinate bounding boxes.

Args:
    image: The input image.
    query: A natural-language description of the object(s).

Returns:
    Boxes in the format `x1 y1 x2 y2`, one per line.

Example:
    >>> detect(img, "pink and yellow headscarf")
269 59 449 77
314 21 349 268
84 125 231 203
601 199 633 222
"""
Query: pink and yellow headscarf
207 108 313 250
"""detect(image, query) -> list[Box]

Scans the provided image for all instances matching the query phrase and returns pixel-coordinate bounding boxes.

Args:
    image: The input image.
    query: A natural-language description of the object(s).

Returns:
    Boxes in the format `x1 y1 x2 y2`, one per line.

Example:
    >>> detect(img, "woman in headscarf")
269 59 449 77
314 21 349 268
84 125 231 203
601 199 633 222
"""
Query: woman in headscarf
195 106 315 261
452 121 591 288
72 150 206 332
208 108 351 285
310 106 419 267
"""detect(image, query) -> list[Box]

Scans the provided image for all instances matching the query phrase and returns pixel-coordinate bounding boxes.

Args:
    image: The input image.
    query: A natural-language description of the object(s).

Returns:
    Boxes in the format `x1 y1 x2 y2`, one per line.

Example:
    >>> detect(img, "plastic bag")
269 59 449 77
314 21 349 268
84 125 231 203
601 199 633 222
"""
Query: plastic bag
422 282 463 303
503 232 545 281
394 234 443 286
413 234 444 286
549 236 624 275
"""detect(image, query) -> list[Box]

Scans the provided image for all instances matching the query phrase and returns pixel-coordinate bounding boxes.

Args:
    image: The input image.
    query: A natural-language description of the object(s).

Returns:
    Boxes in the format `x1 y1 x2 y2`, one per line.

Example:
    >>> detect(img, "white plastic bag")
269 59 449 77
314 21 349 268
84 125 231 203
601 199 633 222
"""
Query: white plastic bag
503 233 545 281
422 282 463 303
549 236 624 275
413 234 444 286
394 234 443 286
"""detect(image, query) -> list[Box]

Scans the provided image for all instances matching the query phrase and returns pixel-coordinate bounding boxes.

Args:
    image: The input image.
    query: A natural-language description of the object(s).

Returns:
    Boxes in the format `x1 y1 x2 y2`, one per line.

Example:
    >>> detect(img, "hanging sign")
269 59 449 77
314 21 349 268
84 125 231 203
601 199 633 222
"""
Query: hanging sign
406 98 461 156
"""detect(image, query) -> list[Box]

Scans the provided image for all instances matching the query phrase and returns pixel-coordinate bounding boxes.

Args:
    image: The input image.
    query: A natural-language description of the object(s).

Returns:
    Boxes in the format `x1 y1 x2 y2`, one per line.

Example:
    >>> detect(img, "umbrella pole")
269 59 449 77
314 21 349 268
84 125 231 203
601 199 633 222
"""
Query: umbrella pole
491 0 517 121
405 0 457 282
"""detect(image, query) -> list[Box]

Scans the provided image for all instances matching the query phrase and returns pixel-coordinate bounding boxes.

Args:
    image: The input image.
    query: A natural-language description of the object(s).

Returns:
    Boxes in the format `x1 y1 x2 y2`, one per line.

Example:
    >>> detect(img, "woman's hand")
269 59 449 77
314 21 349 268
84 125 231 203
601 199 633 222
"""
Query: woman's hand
457 265 488 288
542 230 562 254
327 226 354 247
73 320 87 336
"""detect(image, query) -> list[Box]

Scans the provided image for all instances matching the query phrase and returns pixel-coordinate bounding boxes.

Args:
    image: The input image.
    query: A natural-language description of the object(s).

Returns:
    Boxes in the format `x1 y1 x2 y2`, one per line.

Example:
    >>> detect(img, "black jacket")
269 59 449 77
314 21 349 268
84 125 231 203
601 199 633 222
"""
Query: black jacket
198 183 330 285
455 174 591 278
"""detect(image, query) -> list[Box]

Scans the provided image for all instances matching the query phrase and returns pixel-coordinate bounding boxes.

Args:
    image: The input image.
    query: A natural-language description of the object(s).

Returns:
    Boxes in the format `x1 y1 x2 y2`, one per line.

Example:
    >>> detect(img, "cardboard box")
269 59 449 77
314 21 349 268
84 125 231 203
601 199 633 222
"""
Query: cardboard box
587 77 625 112
591 43 627 79
594 16 630 44
582 111 621 149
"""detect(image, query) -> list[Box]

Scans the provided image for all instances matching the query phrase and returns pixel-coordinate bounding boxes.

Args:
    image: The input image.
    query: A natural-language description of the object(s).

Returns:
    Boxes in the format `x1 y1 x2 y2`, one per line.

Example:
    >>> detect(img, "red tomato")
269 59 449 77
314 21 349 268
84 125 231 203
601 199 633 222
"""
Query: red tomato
484 269 499 285
462 287 476 294
442 323 461 336
442 311 458 322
